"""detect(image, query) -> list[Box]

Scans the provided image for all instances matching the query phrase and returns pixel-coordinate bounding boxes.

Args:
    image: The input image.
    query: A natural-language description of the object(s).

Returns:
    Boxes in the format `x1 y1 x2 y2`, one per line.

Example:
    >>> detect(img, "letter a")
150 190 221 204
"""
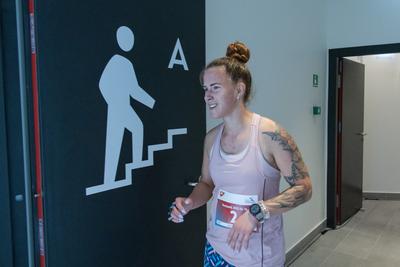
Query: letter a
168 38 189 71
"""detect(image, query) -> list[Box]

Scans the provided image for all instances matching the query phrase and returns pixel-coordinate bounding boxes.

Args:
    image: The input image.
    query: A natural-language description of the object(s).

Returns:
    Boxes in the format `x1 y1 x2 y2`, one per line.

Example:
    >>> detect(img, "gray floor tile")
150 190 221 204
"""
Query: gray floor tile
321 250 364 267
317 227 350 249
382 223 400 237
362 254 400 267
290 200 400 267
334 229 379 259
353 220 384 237
340 214 361 230
362 211 392 229
288 245 331 267
369 233 400 261
370 201 399 219
362 200 378 211
388 208 400 226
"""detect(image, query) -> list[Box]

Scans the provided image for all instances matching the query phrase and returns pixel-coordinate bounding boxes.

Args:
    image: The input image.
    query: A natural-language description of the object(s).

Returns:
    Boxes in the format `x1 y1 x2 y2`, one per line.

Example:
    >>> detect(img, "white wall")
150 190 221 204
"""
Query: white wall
327 2 400 191
355 55 400 193
327 0 400 49
206 0 327 252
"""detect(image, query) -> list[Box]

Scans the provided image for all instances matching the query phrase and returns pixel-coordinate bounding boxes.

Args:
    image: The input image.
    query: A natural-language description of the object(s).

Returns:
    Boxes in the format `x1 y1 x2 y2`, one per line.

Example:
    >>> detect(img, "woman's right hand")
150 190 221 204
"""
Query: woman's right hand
168 197 194 223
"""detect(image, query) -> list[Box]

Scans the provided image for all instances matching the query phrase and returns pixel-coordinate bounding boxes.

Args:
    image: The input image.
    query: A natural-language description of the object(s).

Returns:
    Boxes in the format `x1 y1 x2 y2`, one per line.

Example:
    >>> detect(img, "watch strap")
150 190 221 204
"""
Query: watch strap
258 201 270 220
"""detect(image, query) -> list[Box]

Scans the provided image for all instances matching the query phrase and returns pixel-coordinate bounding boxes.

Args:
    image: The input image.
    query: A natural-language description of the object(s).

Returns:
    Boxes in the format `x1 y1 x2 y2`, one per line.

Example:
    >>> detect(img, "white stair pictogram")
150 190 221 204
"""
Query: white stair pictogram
86 128 187 195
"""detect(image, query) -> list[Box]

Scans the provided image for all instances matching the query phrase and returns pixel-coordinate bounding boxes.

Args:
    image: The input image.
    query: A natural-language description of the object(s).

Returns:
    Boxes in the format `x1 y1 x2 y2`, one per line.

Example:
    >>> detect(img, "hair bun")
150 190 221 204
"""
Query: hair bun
226 41 250 64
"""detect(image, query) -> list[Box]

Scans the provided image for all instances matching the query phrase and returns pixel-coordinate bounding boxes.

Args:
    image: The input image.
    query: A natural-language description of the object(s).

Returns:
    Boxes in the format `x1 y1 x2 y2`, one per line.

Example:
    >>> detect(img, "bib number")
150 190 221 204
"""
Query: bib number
215 189 258 229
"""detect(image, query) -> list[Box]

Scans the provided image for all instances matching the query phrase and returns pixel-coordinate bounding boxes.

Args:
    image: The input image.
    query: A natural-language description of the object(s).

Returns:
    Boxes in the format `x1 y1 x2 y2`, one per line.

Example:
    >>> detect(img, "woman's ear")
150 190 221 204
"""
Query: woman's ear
236 81 246 99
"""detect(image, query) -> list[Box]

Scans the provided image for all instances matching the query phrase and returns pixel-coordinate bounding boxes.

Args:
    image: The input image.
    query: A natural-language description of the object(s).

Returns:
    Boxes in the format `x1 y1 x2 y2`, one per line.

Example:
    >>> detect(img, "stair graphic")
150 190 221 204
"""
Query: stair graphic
86 128 187 195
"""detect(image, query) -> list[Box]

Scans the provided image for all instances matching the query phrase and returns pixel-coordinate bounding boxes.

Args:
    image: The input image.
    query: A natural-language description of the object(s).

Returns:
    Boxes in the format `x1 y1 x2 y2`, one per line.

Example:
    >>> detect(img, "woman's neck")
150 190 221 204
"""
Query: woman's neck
222 106 252 135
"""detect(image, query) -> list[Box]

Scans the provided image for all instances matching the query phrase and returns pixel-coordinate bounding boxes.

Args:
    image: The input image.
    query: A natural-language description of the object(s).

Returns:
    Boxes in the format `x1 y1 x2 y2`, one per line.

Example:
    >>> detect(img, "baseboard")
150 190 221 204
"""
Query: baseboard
285 219 327 266
363 192 400 200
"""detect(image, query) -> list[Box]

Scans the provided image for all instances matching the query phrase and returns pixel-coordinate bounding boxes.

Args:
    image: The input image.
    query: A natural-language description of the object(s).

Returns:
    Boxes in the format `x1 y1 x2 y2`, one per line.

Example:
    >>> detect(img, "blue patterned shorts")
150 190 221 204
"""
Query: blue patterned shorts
204 241 235 267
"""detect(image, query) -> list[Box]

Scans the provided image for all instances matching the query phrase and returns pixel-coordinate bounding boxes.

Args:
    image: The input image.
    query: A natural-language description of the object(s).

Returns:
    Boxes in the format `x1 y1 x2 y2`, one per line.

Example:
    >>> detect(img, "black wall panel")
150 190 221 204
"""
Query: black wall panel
33 1 205 266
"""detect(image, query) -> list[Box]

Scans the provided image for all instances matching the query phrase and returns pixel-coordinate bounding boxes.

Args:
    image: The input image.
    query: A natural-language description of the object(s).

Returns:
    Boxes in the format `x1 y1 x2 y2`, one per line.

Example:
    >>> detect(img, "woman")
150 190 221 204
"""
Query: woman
169 42 312 267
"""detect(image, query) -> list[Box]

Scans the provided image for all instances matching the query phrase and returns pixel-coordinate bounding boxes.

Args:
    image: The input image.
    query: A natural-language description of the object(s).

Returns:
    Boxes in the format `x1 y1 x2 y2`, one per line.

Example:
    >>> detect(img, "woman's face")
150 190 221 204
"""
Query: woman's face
202 66 239 119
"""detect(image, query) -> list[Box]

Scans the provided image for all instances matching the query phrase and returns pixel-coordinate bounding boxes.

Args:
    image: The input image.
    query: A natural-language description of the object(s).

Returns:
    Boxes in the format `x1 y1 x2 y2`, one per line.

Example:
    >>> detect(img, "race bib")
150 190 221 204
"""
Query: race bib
215 189 258 229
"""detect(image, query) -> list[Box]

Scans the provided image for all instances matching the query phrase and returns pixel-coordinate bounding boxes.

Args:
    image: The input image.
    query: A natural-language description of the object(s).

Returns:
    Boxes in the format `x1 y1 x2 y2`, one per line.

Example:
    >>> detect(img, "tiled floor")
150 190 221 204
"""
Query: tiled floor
289 199 400 267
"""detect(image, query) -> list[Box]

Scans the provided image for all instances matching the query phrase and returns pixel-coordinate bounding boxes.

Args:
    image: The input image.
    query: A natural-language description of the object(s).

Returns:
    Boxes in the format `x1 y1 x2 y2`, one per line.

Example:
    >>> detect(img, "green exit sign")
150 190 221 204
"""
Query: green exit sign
313 74 319 87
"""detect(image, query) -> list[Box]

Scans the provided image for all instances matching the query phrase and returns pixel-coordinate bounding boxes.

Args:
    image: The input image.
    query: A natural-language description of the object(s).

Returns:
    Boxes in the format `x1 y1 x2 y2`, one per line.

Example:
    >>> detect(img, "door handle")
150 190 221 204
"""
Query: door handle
186 182 198 187
356 132 367 136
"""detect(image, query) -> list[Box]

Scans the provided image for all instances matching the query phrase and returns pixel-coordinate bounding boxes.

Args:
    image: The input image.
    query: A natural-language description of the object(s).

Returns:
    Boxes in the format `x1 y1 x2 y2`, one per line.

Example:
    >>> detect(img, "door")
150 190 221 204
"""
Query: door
337 58 365 224
30 1 206 266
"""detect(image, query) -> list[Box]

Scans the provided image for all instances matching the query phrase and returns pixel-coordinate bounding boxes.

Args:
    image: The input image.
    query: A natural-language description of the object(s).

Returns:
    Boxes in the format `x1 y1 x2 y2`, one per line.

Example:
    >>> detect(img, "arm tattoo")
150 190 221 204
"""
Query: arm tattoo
270 185 308 208
263 126 309 186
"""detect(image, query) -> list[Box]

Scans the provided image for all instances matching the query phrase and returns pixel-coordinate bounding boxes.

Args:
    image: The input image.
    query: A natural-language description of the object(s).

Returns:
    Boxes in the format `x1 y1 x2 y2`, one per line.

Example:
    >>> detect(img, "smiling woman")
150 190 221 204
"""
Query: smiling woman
170 42 312 267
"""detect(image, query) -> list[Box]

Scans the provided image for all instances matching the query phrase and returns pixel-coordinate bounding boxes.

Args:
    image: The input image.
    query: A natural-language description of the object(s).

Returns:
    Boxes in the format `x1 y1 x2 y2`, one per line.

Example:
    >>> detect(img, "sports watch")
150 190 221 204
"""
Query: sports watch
249 201 270 223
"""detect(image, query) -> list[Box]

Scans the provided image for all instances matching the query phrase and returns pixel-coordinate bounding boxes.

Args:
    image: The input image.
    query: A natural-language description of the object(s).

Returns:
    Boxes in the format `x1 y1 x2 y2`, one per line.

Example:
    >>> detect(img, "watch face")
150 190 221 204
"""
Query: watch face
250 203 261 215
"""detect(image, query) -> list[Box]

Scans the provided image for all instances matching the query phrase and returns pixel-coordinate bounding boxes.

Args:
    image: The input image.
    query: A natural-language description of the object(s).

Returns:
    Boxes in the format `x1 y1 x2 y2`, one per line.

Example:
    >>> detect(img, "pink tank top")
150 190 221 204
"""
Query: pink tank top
206 113 285 267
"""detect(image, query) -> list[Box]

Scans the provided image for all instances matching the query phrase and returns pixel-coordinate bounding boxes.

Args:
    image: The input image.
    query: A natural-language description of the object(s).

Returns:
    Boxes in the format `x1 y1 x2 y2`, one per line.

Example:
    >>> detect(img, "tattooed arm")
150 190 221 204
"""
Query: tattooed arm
260 121 312 215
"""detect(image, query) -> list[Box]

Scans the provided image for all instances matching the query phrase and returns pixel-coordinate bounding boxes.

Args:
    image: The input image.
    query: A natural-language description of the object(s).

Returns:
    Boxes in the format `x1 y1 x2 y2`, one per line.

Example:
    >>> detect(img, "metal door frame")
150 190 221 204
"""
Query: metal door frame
327 43 400 228
1 0 36 265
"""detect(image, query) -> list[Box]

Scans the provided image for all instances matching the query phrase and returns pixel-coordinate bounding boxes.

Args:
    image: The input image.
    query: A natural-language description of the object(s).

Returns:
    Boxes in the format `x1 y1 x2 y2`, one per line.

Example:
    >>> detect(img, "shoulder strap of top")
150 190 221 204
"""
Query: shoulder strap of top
251 113 261 146
250 112 259 126
209 124 224 160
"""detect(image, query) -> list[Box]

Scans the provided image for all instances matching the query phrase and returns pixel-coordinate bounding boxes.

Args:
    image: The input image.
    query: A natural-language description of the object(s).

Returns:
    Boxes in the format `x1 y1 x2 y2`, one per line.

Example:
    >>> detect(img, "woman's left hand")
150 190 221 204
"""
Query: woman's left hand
227 210 258 252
